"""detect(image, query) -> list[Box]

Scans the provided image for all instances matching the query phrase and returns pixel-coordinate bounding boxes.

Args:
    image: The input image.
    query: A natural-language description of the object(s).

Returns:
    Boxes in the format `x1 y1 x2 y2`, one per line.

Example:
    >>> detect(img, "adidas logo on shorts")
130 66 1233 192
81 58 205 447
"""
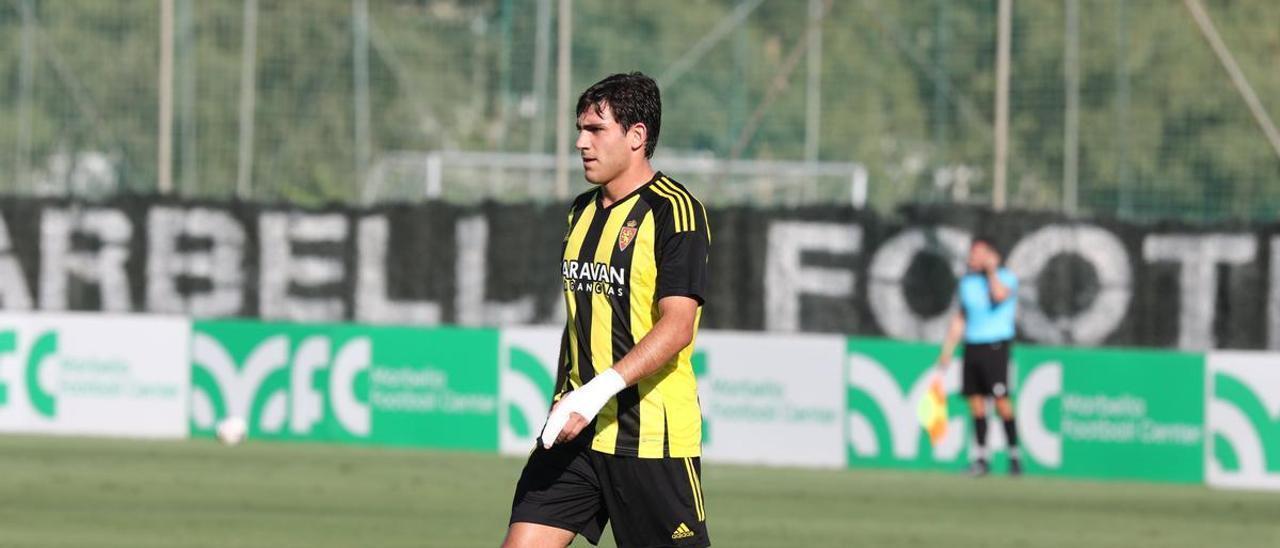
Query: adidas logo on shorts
671 522 696 540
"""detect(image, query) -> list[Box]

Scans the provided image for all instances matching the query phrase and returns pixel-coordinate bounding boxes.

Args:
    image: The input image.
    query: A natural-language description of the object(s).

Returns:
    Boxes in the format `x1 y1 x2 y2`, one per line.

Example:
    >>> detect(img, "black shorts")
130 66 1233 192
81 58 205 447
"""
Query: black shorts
509 441 710 547
962 340 1012 397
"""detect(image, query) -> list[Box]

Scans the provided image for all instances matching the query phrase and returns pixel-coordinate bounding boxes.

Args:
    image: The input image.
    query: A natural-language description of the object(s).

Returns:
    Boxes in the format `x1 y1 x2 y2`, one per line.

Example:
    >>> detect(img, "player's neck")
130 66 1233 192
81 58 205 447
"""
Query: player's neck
599 162 654 208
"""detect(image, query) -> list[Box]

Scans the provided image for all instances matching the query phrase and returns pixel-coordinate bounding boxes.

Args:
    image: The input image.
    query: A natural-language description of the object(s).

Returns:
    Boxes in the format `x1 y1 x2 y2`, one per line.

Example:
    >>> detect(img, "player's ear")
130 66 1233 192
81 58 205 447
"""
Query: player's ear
628 123 647 153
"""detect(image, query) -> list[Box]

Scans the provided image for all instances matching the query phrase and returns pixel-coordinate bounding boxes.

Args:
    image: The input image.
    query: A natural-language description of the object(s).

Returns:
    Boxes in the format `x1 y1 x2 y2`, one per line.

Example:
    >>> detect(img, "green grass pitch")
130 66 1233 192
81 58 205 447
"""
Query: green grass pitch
1 435 1276 547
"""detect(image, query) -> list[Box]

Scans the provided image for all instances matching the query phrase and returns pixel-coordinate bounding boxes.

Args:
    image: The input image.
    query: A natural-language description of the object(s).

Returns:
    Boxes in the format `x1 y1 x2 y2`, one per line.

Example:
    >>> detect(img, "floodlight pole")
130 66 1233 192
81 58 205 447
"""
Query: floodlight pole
353 0 372 199
1184 0 1280 162
992 0 1012 211
529 0 551 187
804 0 823 165
159 0 174 194
236 0 260 199
177 0 196 195
17 0 34 192
553 0 572 199
1063 0 1080 215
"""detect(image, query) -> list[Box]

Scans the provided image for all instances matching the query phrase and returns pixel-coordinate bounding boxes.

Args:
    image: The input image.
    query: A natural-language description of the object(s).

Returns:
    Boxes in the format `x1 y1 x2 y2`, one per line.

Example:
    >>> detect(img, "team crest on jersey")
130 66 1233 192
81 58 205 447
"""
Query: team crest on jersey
618 219 638 251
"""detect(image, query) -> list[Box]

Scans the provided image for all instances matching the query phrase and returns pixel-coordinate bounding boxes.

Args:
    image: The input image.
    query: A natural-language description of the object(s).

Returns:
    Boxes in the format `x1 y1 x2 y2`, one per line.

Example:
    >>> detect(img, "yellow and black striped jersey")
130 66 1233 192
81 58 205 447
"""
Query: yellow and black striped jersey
557 172 710 458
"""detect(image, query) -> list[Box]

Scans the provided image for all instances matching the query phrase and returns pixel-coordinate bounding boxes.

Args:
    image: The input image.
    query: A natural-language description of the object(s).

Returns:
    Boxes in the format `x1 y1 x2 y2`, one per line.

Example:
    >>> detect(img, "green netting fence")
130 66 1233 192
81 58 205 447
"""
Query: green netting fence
0 0 1277 221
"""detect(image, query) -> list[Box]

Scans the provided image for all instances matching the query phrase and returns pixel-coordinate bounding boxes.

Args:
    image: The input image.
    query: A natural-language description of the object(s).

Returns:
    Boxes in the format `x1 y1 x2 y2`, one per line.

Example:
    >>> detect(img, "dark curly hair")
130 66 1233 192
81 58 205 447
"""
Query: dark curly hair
971 235 1003 258
576 72 662 158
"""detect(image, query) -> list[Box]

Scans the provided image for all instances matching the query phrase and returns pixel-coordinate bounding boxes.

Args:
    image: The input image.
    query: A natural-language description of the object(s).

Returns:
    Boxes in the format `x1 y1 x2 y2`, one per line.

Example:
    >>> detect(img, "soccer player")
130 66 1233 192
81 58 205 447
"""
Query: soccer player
936 237 1021 477
502 72 711 547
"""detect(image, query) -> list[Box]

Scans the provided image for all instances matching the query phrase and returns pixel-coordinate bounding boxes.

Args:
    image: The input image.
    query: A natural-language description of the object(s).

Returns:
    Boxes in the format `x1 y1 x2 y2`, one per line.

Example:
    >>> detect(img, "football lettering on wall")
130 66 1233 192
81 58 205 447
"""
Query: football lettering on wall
1005 225 1132 345
866 227 969 341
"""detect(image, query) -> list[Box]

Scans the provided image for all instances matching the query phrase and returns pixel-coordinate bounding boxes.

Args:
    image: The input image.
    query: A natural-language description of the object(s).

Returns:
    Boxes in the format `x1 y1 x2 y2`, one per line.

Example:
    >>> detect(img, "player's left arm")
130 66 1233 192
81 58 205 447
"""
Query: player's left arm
936 311 966 368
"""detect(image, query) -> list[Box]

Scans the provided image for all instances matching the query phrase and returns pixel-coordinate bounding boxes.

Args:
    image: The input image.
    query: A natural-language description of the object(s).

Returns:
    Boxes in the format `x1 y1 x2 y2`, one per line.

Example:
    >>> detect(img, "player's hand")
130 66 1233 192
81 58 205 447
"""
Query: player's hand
556 407 589 445
983 252 1001 272
539 369 627 449
541 400 590 446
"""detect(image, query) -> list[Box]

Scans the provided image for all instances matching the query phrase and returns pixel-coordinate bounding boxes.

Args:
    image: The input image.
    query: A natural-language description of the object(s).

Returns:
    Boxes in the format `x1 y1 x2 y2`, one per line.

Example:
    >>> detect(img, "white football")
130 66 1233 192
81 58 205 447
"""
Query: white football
216 416 248 446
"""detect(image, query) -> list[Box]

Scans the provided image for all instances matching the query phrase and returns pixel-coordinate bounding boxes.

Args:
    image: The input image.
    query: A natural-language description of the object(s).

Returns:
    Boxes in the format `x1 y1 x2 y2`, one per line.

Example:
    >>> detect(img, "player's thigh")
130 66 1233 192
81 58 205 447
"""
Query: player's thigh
595 453 710 548
501 521 576 548
509 444 608 545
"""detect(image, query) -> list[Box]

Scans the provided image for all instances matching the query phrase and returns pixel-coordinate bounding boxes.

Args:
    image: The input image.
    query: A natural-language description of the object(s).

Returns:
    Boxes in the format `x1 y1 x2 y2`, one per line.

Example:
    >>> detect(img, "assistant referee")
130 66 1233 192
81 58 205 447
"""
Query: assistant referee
936 236 1021 477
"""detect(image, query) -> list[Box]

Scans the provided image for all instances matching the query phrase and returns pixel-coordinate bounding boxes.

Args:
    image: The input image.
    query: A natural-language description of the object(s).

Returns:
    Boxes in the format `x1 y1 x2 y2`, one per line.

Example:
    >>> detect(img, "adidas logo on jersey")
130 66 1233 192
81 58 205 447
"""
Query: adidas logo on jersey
671 522 696 540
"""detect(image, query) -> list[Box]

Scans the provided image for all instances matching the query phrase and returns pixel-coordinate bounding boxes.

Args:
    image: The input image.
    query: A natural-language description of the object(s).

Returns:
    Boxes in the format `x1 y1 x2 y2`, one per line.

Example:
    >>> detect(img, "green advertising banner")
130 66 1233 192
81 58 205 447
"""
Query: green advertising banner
176 321 1272 490
190 321 499 450
846 338 973 473
847 338 1206 483
1015 347 1204 483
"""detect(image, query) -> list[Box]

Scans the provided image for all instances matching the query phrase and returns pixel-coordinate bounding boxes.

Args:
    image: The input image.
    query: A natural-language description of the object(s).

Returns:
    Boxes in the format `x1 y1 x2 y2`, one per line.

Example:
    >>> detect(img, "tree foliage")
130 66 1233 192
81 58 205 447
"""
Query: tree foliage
0 0 1275 220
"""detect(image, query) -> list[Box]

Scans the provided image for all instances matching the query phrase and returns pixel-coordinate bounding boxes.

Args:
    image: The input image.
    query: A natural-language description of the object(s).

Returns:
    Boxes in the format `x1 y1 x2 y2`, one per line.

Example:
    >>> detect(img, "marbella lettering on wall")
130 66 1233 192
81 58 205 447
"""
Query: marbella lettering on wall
0 197 1275 350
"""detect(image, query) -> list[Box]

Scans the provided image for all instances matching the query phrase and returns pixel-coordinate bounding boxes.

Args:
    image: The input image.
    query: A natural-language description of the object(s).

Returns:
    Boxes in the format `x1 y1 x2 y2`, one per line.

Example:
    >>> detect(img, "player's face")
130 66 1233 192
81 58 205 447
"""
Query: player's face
575 103 634 185
967 242 990 271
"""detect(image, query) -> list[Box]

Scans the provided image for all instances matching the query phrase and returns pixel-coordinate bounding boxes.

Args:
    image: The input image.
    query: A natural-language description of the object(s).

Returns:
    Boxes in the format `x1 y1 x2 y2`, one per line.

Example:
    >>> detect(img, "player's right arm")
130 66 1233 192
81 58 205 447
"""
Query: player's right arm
541 295 697 448
936 311 965 368
985 264 1011 303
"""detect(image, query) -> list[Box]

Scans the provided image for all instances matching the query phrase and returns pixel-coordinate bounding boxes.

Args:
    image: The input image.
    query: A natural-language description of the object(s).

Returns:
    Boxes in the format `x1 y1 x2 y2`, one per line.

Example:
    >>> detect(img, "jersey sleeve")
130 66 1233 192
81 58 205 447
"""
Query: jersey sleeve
655 198 710 305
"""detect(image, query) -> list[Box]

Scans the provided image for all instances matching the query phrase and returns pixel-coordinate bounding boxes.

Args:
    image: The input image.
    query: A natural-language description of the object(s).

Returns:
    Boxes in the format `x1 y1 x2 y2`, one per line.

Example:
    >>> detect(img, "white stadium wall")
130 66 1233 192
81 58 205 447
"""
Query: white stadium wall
0 312 190 438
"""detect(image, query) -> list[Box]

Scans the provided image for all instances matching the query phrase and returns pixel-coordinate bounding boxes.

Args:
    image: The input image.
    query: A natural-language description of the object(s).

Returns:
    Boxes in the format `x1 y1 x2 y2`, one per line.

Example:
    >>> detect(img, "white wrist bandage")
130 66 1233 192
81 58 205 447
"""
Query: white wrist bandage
539 368 626 449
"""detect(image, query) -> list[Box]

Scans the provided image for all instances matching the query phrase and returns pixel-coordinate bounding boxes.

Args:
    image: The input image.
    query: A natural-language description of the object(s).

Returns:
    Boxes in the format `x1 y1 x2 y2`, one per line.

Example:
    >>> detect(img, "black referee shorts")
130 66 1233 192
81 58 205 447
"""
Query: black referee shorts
509 441 710 547
962 340 1012 397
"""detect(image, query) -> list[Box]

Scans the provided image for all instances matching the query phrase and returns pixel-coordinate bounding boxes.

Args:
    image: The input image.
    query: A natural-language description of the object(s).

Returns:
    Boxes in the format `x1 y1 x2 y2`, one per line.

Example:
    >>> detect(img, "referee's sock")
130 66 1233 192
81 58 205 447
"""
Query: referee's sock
1003 418 1019 456
972 417 989 460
